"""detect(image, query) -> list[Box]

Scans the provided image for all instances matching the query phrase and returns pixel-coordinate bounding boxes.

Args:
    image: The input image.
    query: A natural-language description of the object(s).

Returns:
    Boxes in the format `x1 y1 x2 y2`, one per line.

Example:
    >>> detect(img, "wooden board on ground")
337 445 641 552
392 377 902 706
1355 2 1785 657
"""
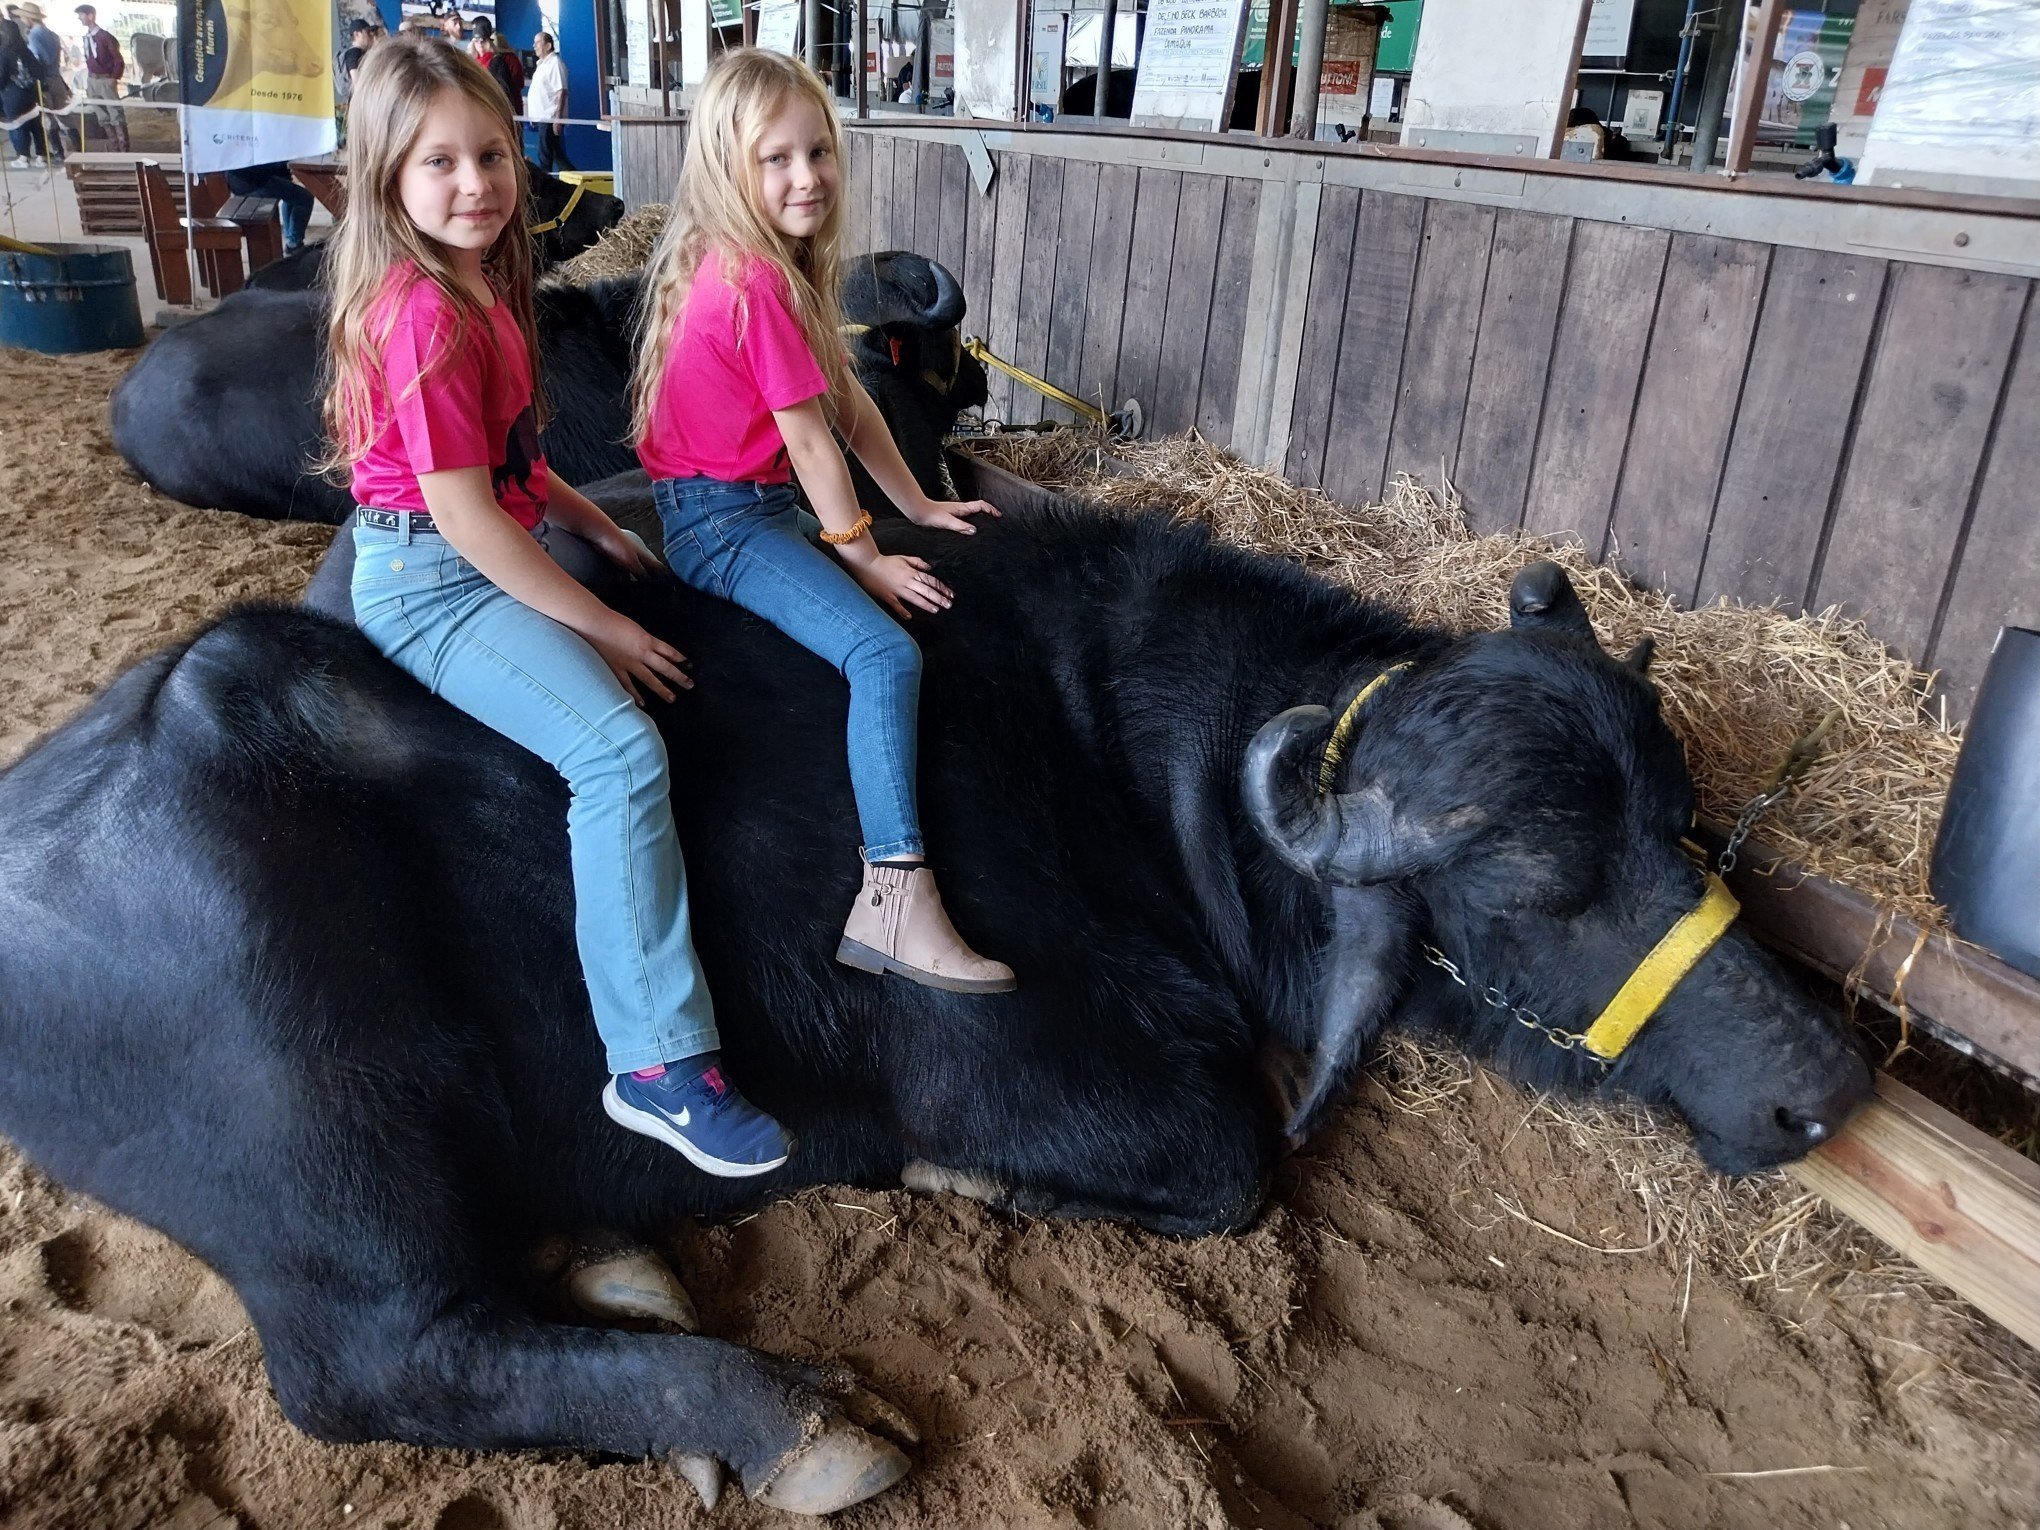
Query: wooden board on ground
1789 1074 2040 1351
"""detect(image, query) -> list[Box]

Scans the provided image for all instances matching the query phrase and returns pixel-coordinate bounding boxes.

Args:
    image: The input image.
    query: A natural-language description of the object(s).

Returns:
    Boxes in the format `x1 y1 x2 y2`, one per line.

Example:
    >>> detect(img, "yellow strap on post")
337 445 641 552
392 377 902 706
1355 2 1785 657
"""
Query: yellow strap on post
963 337 1112 427
1317 662 1411 795
1579 873 1742 1060
526 182 586 237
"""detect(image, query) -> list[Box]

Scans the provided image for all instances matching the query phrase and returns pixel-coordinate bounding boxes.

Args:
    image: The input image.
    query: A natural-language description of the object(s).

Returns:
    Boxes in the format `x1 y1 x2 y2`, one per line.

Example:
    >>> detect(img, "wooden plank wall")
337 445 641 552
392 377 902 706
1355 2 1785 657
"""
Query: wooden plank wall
832 127 2038 716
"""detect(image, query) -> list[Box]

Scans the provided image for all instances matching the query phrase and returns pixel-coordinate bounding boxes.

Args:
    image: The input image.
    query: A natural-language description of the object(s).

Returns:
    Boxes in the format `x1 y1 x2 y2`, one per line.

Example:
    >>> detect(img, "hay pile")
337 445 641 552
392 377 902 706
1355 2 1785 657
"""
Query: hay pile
965 429 2040 1427
968 431 1960 929
551 202 669 286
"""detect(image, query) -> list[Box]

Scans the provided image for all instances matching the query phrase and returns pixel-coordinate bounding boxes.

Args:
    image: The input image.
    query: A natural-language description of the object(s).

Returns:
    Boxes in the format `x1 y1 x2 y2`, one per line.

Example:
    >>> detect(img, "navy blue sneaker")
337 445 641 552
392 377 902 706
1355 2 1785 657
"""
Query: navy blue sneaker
602 1057 794 1177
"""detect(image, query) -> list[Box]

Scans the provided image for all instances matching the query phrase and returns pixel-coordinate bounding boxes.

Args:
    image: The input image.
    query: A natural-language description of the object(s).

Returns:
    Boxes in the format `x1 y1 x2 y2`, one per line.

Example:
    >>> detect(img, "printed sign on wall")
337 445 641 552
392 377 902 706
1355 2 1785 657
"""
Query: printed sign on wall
1131 0 1249 130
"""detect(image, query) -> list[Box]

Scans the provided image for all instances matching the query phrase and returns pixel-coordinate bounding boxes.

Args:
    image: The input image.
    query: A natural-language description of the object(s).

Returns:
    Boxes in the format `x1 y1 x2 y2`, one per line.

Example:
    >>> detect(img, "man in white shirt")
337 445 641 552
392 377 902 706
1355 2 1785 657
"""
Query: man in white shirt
528 30 571 172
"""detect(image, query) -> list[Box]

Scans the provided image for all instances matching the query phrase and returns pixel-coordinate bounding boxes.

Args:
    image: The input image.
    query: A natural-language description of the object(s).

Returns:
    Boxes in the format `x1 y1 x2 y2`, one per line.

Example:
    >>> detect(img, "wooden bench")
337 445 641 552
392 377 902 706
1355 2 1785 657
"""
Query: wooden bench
135 162 244 304
217 192 284 272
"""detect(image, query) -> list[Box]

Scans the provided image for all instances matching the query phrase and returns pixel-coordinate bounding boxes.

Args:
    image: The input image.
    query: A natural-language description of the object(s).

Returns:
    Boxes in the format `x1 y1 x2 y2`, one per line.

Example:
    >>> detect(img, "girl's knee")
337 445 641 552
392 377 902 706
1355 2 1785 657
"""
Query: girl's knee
848 625 921 684
564 707 669 794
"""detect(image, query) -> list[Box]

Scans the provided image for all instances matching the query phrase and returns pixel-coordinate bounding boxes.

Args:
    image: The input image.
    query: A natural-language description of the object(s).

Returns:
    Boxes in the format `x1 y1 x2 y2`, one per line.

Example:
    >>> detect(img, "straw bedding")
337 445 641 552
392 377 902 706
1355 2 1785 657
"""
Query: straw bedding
966 428 2040 1422
551 202 670 286
967 432 1962 929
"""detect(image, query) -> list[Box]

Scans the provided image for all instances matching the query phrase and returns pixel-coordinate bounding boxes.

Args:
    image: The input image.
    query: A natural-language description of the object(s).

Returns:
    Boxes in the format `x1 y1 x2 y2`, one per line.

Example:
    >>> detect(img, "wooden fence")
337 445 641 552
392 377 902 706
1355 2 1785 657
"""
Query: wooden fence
616 117 2040 718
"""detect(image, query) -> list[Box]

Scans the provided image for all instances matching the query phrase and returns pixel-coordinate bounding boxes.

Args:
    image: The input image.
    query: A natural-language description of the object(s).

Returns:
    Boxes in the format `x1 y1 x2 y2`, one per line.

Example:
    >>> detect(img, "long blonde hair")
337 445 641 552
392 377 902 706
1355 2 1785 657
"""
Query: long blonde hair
629 48 850 445
319 34 543 478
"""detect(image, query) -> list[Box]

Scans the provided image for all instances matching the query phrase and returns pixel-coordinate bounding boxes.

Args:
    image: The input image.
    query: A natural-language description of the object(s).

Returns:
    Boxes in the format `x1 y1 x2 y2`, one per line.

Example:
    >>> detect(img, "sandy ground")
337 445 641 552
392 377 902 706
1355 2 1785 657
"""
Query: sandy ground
1 342 2036 1530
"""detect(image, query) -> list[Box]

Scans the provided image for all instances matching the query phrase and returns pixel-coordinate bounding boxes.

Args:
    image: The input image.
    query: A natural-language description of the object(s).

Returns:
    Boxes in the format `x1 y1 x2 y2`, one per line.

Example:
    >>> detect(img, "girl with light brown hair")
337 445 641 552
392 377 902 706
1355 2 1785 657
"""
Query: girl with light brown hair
631 48 1016 999
325 33 794 1176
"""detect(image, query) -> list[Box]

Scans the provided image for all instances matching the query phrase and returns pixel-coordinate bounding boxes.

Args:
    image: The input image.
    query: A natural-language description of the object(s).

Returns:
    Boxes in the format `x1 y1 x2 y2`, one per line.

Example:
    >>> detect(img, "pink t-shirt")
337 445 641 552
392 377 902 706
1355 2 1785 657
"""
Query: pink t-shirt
351 268 549 530
637 252 830 485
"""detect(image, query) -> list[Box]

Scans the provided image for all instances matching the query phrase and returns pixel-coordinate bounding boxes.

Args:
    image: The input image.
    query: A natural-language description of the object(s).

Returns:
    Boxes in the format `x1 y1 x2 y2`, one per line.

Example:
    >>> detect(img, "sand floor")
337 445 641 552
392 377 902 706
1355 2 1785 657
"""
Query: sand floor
0 342 2035 1530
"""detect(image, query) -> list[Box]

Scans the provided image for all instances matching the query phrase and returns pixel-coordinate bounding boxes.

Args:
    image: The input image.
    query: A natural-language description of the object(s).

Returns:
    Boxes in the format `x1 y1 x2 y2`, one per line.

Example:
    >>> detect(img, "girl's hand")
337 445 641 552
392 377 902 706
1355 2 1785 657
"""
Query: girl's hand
903 496 1001 535
853 553 954 621
591 524 666 579
586 614 693 705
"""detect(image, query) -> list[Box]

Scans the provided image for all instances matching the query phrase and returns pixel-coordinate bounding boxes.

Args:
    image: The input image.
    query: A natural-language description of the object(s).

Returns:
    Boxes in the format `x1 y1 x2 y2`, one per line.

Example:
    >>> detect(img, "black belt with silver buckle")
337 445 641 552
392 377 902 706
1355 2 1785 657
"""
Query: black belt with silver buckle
355 507 440 534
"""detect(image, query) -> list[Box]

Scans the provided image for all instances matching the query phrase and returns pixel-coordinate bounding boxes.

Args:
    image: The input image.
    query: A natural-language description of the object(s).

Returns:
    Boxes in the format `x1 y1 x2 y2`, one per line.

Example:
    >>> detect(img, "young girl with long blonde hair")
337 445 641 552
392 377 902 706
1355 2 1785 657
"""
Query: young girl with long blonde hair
326 34 792 1175
632 49 1014 995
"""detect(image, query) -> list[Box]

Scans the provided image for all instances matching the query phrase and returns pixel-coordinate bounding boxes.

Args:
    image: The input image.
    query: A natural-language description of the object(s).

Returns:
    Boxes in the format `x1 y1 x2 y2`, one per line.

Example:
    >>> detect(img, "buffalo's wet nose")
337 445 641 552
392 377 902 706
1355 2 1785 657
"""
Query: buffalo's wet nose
1773 1074 1869 1147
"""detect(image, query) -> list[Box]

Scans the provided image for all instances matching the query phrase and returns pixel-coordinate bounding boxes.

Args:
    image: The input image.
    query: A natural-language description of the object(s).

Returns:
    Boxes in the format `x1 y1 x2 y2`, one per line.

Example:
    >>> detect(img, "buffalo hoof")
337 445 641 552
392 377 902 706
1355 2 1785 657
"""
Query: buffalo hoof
901 1158 1007 1209
748 1418 912 1516
551 1236 700 1332
669 1449 724 1512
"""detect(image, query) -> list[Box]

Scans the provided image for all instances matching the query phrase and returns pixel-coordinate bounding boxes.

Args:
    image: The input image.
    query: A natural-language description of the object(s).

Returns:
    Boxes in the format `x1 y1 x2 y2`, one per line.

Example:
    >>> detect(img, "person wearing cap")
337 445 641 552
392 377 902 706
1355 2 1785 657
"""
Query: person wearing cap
73 3 124 150
18 3 64 160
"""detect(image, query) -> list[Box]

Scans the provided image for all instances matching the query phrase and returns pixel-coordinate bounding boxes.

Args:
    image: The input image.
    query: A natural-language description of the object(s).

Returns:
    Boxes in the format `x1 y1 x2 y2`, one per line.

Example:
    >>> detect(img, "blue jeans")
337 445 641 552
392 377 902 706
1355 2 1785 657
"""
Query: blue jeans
653 476 924 861
350 519 719 1074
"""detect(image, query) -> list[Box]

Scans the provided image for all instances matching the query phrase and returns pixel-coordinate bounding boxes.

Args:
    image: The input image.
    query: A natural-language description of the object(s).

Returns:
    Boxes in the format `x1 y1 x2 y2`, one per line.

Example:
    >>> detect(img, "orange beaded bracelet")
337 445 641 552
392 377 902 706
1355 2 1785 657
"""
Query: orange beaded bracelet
819 511 873 546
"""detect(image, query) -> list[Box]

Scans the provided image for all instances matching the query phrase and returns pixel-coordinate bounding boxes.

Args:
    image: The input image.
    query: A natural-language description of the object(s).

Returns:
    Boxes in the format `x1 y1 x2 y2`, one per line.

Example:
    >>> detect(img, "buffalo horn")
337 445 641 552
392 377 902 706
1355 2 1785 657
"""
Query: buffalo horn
1242 707 1421 884
923 258 966 330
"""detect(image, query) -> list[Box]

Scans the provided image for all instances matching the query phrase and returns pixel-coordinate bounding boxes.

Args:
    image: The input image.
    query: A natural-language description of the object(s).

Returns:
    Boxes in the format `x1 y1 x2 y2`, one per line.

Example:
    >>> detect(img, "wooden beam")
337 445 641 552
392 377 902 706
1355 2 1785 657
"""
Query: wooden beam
1790 1074 2040 1349
1722 0 1784 176
1702 828 2040 1085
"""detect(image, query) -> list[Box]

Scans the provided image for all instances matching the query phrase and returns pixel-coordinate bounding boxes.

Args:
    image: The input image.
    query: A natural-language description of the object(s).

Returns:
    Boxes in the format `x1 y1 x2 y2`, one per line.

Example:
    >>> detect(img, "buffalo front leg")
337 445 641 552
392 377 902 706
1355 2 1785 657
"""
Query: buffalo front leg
257 1299 914 1513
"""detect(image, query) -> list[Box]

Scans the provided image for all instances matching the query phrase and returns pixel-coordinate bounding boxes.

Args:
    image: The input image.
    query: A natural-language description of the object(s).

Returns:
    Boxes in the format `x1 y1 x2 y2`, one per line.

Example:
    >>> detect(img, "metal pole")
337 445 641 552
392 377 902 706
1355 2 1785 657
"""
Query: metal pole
855 0 869 114
1092 0 1119 123
803 0 822 74
1659 0 1701 162
1688 0 1741 173
1287 0 1326 139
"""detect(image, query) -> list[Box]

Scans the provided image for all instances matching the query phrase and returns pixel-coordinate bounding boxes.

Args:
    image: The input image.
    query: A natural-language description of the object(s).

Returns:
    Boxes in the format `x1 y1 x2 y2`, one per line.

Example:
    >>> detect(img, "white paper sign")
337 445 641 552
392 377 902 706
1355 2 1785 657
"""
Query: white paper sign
1369 73 1397 119
625 0 650 87
1030 11 1066 119
1131 0 1248 128
756 0 798 55
1582 0 1635 58
1858 0 2040 193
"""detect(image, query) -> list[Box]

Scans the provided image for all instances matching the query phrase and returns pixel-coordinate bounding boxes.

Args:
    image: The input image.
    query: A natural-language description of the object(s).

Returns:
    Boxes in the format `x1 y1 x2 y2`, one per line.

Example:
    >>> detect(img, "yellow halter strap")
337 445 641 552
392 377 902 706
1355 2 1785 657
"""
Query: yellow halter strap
1310 660 1740 1062
1579 873 1741 1060
526 182 586 237
1317 662 1411 795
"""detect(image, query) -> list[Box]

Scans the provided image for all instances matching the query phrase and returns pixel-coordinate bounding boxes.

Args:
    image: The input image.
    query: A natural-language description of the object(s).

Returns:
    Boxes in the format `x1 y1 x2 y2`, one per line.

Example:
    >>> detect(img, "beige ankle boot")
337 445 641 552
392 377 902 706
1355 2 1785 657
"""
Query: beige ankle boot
837 861 1017 994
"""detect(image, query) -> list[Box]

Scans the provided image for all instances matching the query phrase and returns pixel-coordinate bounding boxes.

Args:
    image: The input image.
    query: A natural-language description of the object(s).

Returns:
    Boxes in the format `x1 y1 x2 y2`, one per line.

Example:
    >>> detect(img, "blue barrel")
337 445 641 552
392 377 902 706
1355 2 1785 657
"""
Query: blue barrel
0 242 146 354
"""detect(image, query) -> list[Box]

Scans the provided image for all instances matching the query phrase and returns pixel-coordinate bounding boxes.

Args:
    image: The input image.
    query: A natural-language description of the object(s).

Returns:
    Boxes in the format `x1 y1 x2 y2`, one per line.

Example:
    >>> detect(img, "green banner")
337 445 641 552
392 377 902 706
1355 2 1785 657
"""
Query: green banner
1240 0 1419 73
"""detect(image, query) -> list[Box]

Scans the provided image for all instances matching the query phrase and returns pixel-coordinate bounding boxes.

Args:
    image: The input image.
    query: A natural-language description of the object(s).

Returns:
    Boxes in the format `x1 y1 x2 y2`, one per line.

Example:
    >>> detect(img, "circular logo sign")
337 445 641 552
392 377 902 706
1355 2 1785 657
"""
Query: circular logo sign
1782 50 1826 102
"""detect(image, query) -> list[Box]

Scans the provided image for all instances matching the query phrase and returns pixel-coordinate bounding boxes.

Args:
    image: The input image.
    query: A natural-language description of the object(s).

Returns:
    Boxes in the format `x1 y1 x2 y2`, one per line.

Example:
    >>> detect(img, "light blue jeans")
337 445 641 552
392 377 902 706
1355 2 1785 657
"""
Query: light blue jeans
653 476 925 861
350 517 719 1074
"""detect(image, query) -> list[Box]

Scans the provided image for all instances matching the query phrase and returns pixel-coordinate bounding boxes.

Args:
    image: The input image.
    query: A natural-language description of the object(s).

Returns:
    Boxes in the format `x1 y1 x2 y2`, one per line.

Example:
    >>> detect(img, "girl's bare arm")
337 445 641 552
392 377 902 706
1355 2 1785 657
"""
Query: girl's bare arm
835 376 999 533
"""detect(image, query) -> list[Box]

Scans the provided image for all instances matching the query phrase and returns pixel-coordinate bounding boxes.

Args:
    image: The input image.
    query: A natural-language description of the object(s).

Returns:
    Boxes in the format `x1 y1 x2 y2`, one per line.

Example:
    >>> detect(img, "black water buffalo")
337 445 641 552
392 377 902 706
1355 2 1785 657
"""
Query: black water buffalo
842 250 989 509
111 252 984 527
0 495 1871 1515
242 164 626 292
110 276 646 523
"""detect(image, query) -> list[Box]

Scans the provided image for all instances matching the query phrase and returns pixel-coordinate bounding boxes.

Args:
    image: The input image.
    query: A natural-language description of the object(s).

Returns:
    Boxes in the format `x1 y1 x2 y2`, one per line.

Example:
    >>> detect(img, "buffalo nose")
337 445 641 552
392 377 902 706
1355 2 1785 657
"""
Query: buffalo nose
1773 1075 1869 1147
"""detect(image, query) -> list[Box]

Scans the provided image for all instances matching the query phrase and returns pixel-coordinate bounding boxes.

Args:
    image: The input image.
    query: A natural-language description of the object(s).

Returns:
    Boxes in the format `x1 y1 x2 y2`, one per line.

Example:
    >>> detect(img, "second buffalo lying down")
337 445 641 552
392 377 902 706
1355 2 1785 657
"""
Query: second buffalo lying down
108 250 986 525
0 490 1869 1513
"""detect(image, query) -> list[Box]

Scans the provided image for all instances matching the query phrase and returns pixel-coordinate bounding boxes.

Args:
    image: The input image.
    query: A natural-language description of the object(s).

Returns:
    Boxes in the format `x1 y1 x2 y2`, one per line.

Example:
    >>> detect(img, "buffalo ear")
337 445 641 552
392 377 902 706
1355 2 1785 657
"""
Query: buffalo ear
1508 561 1594 639
1242 706 1342 878
1621 636 1656 673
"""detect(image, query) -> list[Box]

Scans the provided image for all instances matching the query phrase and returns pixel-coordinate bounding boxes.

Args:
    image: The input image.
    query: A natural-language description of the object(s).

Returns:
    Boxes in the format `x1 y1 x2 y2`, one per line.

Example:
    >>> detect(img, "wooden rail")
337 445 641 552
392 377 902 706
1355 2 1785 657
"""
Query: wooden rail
1789 1075 2040 1350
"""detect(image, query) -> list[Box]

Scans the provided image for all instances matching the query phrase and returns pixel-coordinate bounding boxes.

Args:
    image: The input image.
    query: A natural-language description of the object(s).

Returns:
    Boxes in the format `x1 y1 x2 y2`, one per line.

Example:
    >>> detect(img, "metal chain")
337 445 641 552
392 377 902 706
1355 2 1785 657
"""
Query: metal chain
1420 944 1605 1063
1714 784 1787 878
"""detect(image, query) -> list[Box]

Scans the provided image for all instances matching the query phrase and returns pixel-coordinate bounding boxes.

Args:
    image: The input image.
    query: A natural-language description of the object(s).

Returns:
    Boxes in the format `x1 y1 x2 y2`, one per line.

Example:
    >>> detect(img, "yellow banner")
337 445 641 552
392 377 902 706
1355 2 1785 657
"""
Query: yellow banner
180 0 336 170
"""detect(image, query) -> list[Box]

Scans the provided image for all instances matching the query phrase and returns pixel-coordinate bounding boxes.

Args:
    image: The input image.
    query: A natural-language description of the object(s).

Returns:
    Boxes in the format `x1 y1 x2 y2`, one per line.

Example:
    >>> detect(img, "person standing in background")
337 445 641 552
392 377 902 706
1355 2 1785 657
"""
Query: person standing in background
18 2 63 159
2 17 50 166
527 30 569 171
73 2 124 150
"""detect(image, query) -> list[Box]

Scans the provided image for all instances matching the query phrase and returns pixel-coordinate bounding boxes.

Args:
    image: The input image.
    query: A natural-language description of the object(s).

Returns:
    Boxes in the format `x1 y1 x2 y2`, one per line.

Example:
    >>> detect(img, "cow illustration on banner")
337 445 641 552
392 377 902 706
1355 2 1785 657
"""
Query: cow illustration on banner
178 0 336 173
